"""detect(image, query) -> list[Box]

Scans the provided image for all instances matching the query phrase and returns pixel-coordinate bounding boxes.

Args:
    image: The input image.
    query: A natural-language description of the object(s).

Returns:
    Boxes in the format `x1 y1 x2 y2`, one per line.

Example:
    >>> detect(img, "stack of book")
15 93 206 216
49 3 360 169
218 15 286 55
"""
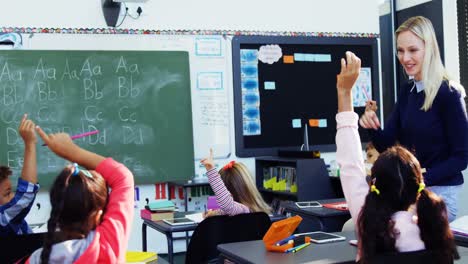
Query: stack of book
140 200 176 221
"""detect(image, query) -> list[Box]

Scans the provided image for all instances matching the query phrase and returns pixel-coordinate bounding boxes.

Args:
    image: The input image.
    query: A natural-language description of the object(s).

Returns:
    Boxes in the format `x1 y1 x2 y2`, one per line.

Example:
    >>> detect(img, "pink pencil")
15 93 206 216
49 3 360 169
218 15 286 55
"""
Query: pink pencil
361 86 371 101
42 130 99 146
70 130 99 140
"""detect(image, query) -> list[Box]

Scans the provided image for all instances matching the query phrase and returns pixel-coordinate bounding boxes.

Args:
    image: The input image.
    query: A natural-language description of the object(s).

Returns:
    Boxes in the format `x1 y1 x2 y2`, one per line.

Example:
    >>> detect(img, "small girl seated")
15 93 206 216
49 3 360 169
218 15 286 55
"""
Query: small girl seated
365 142 379 182
27 127 134 263
201 149 270 217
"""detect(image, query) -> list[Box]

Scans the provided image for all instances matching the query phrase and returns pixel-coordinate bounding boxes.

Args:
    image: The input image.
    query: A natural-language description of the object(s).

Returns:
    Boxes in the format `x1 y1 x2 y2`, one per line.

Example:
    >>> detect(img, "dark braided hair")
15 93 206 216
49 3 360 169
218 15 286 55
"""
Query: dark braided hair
40 165 108 263
358 146 459 264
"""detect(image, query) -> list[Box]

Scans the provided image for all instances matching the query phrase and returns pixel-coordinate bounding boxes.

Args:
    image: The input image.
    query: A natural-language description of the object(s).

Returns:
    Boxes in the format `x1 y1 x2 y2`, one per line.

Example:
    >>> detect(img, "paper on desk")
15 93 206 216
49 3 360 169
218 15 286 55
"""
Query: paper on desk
185 212 204 223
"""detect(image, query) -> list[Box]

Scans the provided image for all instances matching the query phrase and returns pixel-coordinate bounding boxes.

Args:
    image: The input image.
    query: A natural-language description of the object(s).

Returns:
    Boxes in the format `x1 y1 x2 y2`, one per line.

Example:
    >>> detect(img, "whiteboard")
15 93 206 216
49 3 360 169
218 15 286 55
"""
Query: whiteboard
19 33 232 160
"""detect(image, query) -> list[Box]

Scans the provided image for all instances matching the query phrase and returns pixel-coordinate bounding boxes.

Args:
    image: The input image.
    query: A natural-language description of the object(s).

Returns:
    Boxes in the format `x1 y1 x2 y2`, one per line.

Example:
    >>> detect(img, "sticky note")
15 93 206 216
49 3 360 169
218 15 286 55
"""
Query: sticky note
318 119 328 128
303 54 314 62
294 53 306 61
292 119 302 128
264 81 276 90
283 55 294 64
309 119 319 127
315 54 332 62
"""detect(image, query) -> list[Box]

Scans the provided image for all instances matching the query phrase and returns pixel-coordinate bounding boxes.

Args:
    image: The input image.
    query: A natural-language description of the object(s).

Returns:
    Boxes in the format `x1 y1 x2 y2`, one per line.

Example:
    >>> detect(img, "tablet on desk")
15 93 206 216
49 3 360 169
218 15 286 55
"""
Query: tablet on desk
307 231 346 244
163 217 196 226
295 201 322 208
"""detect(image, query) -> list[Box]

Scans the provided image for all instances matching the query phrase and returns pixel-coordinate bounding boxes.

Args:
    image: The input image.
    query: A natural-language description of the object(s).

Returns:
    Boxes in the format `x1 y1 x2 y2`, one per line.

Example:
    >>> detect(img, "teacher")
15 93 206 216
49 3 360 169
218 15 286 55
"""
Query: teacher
359 16 468 222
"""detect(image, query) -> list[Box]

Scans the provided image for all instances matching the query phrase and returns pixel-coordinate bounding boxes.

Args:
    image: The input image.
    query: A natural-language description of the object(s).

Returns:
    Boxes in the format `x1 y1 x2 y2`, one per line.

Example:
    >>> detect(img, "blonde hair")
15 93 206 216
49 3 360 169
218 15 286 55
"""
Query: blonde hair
219 162 271 214
396 16 466 111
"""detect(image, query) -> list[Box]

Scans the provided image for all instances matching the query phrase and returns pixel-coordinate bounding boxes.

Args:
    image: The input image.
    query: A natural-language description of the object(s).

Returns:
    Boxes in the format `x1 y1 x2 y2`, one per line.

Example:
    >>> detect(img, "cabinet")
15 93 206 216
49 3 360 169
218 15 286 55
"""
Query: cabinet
255 156 337 203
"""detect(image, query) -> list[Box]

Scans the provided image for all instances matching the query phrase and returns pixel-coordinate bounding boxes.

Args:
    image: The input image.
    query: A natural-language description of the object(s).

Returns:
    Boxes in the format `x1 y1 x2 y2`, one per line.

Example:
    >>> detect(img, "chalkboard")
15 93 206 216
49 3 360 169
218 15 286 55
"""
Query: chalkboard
0 50 194 188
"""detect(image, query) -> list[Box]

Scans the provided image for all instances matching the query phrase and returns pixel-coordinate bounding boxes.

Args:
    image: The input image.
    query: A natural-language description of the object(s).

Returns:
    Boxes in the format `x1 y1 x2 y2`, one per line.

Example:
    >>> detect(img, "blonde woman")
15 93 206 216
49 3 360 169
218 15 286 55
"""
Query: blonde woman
201 149 270 217
360 16 468 222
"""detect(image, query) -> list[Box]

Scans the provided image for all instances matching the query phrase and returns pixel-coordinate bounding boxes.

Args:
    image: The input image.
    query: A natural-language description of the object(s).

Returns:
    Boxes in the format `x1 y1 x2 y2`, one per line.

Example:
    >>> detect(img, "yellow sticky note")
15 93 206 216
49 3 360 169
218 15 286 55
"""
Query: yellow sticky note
283 55 294 64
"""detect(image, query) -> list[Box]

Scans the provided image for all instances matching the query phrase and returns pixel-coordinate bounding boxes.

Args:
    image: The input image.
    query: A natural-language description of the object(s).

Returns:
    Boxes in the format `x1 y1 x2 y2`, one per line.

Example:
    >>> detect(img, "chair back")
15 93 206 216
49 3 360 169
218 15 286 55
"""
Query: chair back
185 212 271 264
0 232 45 263
370 250 446 264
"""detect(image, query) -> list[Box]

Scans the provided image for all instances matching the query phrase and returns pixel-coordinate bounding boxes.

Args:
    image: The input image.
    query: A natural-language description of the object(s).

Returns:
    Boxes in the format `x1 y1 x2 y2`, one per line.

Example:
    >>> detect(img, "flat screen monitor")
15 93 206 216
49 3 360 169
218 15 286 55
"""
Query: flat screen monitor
232 35 381 157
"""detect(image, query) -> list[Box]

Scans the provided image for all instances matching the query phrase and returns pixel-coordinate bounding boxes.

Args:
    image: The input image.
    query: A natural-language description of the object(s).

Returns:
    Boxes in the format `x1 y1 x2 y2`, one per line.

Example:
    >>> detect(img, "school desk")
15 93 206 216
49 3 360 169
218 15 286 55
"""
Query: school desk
167 179 211 211
141 212 286 264
283 198 351 232
217 231 468 264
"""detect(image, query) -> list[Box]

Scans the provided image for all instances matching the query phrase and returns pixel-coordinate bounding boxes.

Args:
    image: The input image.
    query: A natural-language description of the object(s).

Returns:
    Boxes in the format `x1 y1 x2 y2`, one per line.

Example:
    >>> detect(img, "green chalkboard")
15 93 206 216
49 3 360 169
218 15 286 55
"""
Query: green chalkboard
0 50 194 188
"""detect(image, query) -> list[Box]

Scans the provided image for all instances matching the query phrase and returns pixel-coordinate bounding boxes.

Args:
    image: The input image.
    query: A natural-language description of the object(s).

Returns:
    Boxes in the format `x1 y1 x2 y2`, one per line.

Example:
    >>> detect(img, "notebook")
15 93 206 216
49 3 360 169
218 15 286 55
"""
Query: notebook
126 251 157 263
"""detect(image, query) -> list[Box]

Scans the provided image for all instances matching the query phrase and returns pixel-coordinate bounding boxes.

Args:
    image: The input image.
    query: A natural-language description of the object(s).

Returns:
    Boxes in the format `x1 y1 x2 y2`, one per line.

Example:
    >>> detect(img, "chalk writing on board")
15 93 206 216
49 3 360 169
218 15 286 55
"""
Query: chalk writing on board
0 50 194 187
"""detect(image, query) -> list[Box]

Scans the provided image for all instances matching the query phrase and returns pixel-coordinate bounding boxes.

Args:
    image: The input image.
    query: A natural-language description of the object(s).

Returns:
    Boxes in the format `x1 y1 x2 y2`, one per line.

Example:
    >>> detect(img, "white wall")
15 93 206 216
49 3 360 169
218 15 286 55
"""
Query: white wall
0 0 379 33
0 0 382 255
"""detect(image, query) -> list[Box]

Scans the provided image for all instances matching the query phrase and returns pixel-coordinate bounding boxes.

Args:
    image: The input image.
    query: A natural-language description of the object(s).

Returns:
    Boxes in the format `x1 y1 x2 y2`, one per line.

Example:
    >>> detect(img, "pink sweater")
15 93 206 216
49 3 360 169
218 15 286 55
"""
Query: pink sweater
207 168 250 216
28 158 135 264
336 112 425 257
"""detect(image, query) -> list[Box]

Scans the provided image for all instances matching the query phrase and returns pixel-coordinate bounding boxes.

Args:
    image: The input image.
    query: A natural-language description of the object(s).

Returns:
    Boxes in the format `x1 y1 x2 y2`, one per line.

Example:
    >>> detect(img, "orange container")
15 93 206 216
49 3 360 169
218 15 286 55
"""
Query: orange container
262 215 310 252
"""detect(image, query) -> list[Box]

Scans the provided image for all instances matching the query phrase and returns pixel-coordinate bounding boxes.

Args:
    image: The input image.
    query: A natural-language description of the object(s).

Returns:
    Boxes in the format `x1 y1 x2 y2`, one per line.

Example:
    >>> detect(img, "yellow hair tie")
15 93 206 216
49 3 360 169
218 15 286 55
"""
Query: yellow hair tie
370 185 380 195
418 182 425 193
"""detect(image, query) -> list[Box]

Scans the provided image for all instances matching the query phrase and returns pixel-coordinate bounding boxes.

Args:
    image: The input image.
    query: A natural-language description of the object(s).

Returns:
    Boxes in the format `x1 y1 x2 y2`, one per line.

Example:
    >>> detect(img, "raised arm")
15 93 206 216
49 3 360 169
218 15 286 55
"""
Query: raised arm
35 126 105 169
201 149 249 216
19 114 37 184
336 52 369 222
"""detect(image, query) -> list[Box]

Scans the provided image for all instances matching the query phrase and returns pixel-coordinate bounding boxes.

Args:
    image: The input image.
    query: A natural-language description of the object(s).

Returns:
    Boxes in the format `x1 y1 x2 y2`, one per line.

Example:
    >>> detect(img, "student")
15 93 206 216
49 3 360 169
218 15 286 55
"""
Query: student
0 114 39 235
336 51 458 263
27 127 134 263
201 149 270 217
359 16 468 222
365 142 379 179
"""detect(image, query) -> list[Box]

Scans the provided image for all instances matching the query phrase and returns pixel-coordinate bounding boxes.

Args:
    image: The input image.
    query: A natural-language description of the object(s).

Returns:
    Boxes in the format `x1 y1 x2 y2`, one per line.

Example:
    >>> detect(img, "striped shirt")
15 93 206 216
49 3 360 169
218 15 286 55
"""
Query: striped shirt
0 178 40 235
206 168 250 216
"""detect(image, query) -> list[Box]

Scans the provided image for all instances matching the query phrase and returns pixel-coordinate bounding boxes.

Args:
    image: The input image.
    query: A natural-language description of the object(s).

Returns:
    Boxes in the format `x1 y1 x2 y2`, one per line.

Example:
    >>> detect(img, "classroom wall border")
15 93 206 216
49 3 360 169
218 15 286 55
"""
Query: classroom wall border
1 27 379 38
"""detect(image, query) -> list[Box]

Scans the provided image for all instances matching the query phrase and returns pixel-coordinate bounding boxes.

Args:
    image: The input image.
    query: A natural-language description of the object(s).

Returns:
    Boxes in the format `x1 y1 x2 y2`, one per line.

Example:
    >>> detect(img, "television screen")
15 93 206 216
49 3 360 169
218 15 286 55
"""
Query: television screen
232 36 381 157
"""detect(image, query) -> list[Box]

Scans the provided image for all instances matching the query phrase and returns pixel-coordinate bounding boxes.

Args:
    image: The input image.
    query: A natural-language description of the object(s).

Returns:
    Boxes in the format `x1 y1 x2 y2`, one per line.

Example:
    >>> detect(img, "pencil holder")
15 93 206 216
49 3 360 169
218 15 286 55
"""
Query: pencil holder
262 215 310 252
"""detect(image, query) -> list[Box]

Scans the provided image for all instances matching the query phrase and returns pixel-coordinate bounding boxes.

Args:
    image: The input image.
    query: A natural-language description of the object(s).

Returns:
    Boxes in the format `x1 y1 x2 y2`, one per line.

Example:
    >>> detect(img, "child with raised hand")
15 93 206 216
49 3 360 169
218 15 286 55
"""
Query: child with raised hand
0 114 39 235
27 127 134 264
201 149 270 218
335 51 458 263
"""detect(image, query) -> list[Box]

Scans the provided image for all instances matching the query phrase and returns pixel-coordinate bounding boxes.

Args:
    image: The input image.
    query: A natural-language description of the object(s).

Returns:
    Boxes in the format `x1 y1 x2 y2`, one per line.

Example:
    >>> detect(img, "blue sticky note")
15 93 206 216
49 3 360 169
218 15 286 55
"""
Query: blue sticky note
264 81 276 90
315 54 332 62
292 119 302 128
304 54 315 62
318 119 328 128
294 53 306 61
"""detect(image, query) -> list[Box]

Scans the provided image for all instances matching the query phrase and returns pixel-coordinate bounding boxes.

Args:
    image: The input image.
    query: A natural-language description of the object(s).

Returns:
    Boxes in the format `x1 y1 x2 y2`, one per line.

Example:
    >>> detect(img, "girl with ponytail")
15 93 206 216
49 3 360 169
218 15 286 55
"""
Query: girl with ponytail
336 51 458 263
27 128 134 263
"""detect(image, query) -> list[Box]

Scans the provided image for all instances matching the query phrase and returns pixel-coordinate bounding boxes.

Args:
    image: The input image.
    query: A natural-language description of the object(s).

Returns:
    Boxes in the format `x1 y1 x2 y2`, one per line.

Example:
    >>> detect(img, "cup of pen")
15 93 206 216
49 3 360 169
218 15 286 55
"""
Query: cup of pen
262 215 311 253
